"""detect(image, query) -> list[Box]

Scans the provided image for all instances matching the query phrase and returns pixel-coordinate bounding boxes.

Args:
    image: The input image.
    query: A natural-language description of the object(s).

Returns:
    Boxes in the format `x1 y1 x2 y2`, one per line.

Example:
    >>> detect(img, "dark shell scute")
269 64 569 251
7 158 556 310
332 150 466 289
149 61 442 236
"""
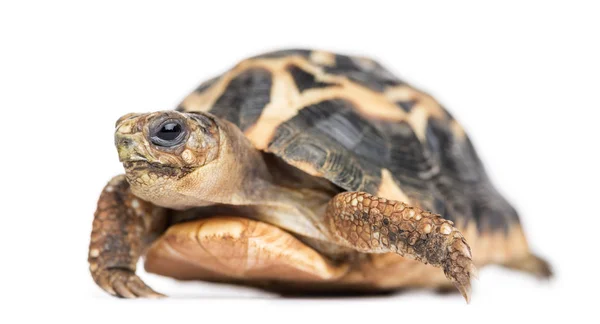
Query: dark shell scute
268 99 384 193
287 65 338 93
395 100 416 113
209 68 272 131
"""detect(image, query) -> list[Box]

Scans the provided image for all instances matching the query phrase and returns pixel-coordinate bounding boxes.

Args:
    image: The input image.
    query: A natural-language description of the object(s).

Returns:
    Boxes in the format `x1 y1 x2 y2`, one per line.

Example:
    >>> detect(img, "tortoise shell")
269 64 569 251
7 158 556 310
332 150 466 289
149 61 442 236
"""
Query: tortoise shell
177 49 517 234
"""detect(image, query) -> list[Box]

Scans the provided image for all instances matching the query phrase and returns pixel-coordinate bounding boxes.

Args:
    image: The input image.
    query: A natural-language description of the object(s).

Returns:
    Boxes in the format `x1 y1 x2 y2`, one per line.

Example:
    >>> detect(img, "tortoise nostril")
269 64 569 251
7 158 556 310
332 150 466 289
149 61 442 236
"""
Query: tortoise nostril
122 138 131 147
115 135 143 162
116 136 133 148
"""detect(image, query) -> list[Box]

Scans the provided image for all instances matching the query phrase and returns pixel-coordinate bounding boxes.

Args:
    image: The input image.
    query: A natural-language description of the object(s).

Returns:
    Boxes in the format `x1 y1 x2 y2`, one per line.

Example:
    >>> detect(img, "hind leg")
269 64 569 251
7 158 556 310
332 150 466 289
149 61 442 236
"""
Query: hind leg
504 253 553 278
461 221 553 279
324 191 477 302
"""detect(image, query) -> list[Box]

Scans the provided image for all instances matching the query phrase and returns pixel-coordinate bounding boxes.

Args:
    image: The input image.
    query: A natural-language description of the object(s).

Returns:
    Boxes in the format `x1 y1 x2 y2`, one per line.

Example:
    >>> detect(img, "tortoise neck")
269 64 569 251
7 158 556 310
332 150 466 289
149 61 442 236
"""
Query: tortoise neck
161 117 338 212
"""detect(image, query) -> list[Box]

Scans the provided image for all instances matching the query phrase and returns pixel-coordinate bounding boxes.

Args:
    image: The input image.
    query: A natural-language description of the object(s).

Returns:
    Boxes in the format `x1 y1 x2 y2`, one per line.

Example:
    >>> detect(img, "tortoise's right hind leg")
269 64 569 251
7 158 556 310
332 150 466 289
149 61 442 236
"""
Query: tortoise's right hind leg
503 253 553 278
324 191 477 303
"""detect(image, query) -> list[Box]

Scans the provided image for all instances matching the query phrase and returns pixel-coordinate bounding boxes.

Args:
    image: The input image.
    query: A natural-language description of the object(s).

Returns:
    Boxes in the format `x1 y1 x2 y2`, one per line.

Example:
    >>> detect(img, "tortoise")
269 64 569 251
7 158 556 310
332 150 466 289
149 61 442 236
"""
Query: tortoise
88 49 551 301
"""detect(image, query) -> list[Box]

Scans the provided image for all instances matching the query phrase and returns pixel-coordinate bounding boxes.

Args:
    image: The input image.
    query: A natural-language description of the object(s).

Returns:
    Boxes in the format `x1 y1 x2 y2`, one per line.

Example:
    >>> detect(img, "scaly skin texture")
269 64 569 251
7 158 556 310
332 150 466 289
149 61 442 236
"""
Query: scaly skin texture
325 192 477 302
88 175 167 298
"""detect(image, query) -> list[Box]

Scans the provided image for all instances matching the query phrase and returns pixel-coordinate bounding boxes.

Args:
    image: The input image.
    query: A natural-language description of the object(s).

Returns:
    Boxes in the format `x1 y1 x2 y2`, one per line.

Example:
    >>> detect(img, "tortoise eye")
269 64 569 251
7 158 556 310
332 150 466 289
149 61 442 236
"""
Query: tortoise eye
150 120 186 147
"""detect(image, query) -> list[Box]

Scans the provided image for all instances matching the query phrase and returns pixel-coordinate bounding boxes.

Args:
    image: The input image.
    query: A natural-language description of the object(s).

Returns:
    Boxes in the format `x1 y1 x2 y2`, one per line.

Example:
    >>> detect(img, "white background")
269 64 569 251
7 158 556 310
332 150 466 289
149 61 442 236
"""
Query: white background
1 0 598 323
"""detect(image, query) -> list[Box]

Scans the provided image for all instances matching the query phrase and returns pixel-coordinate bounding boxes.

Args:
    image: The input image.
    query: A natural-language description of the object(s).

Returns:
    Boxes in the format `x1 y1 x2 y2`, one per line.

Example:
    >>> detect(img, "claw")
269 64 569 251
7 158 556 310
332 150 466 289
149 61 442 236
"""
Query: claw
454 279 472 304
114 280 136 298
446 237 477 303
93 268 166 298
126 274 166 298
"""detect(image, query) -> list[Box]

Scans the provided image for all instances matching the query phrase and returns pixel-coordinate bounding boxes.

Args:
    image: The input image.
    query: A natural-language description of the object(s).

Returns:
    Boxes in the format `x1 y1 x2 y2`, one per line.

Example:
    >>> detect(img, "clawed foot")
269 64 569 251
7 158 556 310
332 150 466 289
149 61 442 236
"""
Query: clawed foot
93 268 165 298
443 236 478 303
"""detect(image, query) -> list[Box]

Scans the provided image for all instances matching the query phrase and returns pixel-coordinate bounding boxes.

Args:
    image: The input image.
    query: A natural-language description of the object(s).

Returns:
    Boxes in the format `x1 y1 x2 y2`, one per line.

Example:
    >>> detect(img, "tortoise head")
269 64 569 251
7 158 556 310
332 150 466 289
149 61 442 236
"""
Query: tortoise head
114 110 224 208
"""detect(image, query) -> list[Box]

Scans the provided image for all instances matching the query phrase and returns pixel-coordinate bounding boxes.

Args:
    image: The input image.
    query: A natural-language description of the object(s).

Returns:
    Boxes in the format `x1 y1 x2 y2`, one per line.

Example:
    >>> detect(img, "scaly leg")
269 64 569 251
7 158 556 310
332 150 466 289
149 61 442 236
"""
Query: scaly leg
88 175 168 298
325 192 477 302
504 253 553 278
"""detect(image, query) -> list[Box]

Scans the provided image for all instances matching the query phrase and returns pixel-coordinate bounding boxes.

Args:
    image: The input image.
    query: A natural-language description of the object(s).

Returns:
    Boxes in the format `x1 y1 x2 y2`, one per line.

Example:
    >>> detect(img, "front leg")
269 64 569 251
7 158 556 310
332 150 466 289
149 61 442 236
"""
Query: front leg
325 192 477 302
88 175 167 298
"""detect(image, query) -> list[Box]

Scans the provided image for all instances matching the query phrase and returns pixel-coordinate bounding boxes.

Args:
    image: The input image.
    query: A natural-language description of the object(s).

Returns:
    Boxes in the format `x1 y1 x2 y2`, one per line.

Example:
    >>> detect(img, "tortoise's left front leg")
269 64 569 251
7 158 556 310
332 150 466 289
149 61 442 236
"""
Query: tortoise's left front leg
325 192 477 302
89 175 168 298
